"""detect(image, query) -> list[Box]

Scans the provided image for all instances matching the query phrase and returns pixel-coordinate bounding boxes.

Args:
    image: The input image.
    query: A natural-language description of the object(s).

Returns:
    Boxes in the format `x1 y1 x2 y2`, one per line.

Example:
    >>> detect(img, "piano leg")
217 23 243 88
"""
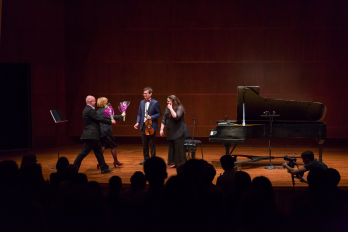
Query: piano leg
224 143 231 156
223 143 237 156
229 144 237 156
318 139 324 162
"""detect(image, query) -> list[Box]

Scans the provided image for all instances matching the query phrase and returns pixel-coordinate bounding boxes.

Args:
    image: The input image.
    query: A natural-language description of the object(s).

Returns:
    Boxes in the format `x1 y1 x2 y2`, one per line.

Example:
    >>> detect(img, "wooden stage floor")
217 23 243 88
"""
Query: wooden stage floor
1 144 348 187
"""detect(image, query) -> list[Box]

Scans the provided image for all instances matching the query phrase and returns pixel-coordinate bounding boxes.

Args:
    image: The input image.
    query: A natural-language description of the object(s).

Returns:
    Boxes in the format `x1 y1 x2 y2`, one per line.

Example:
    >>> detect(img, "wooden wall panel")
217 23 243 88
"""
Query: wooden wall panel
3 0 348 149
63 0 348 139
171 63 267 95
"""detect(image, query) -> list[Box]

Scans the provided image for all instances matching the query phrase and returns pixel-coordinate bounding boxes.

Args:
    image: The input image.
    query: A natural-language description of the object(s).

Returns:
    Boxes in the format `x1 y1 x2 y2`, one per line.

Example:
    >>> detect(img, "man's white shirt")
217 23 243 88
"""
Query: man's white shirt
144 100 150 122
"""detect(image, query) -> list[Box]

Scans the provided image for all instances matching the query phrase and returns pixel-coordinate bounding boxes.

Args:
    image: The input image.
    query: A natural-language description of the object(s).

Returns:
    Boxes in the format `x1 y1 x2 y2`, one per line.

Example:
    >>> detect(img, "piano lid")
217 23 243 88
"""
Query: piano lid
236 86 326 122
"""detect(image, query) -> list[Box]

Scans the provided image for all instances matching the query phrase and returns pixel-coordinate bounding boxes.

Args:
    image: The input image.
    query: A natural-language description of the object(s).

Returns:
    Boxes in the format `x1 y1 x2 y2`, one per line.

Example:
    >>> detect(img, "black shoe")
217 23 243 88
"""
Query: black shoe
139 160 146 165
101 168 113 174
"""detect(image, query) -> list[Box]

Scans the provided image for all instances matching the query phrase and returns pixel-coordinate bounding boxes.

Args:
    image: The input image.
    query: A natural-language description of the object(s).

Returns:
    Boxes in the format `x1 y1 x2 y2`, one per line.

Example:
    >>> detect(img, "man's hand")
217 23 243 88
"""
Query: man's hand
282 161 291 173
111 120 116 124
146 115 151 120
134 123 139 129
160 129 164 137
121 112 126 117
297 176 308 183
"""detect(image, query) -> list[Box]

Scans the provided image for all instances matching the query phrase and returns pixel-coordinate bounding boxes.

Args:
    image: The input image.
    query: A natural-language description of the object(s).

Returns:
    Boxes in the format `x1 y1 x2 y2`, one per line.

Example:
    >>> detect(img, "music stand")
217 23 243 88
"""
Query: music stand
50 109 68 169
261 111 279 170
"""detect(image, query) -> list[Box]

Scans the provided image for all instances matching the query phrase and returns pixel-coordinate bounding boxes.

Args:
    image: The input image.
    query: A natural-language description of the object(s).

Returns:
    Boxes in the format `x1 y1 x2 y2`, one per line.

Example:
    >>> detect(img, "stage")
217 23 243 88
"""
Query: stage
2 144 348 187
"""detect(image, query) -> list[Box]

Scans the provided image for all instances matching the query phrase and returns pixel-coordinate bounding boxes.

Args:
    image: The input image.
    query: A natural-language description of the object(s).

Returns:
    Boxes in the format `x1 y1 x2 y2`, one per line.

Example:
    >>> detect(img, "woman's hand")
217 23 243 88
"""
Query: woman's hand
121 112 126 117
167 103 173 111
160 129 164 137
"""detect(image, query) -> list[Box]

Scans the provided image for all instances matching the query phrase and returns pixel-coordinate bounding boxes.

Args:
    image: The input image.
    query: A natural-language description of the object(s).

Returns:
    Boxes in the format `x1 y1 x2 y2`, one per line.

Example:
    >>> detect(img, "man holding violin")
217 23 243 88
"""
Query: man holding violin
134 87 162 165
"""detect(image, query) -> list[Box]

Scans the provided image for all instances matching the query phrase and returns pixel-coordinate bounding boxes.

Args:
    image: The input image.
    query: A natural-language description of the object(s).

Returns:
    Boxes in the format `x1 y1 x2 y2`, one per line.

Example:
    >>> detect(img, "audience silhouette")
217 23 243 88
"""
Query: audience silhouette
216 155 237 196
50 157 69 192
0 154 347 232
124 171 147 201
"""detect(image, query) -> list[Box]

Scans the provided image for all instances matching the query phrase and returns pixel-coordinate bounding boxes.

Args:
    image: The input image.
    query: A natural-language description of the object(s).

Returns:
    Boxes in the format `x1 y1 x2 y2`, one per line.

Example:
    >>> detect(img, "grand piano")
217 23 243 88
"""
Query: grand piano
209 86 327 163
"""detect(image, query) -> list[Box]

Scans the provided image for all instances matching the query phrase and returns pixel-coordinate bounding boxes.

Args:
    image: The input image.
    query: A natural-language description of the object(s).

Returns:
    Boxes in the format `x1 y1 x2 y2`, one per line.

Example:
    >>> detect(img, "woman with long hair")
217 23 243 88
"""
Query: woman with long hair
160 95 186 168
96 97 125 168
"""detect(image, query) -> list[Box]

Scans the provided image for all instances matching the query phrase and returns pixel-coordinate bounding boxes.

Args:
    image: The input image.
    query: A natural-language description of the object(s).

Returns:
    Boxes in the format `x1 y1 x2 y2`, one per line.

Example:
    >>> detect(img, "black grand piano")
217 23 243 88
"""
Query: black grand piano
209 86 326 163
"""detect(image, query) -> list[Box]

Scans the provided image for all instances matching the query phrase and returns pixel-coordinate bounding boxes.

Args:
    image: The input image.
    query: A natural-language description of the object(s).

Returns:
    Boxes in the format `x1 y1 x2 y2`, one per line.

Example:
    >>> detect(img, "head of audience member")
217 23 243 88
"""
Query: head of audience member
235 171 251 194
64 164 79 181
20 152 38 169
86 95 96 107
220 155 236 171
201 161 216 185
76 173 88 185
176 163 185 177
162 175 195 210
301 150 315 165
23 163 45 184
109 176 122 195
56 157 69 173
183 159 204 186
325 168 341 188
251 176 275 203
130 171 146 190
236 178 274 230
0 160 19 188
144 157 168 188
88 181 102 196
97 97 108 108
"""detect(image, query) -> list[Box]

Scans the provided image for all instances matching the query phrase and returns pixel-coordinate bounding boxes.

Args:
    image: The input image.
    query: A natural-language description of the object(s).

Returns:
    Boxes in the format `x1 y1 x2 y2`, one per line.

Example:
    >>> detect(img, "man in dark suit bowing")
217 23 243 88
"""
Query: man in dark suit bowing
134 87 162 165
74 95 115 174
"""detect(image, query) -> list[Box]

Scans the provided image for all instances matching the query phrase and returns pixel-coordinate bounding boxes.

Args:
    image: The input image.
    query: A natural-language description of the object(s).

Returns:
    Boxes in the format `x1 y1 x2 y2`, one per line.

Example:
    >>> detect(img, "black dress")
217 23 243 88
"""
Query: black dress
96 107 123 149
161 105 186 166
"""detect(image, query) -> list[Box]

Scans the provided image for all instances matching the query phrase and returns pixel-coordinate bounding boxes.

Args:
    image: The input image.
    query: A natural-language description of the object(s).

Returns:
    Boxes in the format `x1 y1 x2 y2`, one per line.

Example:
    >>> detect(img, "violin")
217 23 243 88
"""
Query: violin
145 111 154 135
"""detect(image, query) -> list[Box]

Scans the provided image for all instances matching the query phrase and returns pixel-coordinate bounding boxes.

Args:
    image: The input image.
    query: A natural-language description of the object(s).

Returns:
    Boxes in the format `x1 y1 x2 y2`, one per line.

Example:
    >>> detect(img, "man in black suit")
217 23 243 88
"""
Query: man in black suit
134 87 162 165
74 95 115 174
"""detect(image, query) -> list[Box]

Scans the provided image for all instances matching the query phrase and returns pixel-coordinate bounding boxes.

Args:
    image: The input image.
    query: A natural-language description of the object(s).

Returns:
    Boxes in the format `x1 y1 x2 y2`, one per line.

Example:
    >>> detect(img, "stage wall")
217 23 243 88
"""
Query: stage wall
0 0 347 148
0 0 65 148
65 0 348 139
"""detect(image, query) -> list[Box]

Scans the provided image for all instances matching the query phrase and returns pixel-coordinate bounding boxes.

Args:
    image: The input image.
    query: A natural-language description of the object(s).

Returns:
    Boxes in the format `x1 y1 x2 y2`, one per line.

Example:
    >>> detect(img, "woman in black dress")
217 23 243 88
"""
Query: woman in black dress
96 97 125 168
160 95 186 168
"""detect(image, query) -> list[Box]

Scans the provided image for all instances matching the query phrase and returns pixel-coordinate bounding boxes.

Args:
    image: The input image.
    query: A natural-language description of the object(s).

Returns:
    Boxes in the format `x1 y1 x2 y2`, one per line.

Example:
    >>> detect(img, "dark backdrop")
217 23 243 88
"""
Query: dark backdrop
0 64 31 150
0 0 347 148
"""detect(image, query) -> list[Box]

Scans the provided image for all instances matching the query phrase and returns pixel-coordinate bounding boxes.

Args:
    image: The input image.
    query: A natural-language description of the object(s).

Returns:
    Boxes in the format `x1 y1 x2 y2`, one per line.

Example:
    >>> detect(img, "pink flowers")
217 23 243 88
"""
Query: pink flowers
118 101 130 121
104 103 115 120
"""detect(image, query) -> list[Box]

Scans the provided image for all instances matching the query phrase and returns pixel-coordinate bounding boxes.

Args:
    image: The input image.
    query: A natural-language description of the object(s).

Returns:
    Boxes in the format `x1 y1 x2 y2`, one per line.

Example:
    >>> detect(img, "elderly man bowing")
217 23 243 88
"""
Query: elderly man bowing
74 95 115 174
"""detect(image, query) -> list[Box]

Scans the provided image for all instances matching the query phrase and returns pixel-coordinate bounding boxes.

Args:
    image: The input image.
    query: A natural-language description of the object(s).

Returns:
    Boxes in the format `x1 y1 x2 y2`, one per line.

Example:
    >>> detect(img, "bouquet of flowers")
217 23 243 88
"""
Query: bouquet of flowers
104 103 115 120
118 101 130 121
